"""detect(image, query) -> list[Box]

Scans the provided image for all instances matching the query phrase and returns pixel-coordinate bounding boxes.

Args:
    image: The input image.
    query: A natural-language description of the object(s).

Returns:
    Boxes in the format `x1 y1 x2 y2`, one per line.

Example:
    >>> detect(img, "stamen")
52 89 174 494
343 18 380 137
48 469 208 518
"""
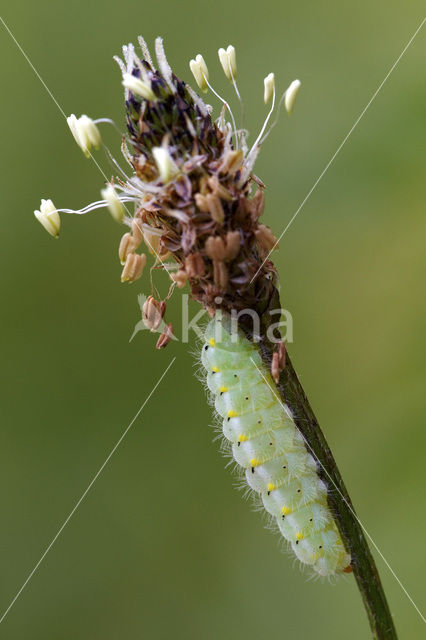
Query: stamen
203 76 239 150
189 54 209 93
93 117 121 133
152 145 179 183
67 114 101 157
34 199 60 238
218 45 245 149
101 184 126 223
264 73 275 105
54 196 136 216
259 80 302 145
285 79 301 114
246 74 276 164
122 73 156 101
218 45 237 81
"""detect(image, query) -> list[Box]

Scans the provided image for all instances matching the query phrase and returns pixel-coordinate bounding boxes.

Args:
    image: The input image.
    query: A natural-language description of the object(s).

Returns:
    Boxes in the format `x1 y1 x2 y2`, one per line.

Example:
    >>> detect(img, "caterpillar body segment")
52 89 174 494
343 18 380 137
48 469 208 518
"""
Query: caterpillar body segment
201 315 351 577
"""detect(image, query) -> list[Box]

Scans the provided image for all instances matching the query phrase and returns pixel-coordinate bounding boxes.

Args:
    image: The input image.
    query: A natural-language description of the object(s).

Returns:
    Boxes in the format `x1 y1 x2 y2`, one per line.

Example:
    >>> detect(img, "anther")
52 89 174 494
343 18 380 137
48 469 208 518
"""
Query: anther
34 199 61 238
189 54 209 93
284 79 301 114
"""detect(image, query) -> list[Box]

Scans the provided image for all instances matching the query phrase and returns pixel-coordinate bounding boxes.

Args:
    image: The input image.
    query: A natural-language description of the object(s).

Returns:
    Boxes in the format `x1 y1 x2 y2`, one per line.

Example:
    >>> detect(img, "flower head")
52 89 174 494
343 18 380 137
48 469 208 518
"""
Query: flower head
35 37 301 328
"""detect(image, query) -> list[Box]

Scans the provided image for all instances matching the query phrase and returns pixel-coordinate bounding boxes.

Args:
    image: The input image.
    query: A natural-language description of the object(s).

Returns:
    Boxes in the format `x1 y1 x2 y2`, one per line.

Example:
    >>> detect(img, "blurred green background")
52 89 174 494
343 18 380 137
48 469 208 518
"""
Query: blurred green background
0 1 425 638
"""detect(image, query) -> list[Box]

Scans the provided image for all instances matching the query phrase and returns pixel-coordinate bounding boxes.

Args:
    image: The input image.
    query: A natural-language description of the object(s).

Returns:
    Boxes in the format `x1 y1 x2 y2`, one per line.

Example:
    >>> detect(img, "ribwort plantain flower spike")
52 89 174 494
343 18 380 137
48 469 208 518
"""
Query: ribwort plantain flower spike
33 37 303 299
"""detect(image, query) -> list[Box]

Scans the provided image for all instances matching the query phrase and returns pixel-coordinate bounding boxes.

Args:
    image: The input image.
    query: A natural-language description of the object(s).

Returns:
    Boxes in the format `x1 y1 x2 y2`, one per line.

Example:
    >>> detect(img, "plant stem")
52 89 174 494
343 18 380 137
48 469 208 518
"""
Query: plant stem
241 291 398 639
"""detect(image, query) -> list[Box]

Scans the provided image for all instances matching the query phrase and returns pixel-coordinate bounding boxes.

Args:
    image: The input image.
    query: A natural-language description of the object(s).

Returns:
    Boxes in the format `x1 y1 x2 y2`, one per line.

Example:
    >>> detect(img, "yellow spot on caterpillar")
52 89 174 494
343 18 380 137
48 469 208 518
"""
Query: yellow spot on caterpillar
238 434 248 442
212 366 219 373
250 457 260 467
267 483 277 492
228 410 237 418
219 386 228 393
281 506 291 515
209 338 215 346
296 532 304 540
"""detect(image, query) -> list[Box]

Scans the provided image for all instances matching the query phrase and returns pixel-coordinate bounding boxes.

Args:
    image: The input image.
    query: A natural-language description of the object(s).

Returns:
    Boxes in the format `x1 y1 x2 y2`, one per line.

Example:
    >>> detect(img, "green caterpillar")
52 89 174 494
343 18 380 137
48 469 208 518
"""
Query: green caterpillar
201 314 351 577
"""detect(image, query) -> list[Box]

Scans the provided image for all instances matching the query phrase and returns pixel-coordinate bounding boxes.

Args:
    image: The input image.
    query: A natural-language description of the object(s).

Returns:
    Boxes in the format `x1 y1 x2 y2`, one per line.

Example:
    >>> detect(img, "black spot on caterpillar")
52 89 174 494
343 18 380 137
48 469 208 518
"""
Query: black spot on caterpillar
201 315 351 577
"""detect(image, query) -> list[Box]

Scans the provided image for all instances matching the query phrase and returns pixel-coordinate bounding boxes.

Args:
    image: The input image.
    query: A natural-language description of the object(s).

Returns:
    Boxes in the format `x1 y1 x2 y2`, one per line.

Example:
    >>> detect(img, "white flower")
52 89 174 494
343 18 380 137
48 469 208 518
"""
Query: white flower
218 45 237 81
285 79 301 114
122 73 156 101
189 54 209 93
101 185 125 223
34 199 61 238
264 73 275 104
67 114 101 157
152 146 179 183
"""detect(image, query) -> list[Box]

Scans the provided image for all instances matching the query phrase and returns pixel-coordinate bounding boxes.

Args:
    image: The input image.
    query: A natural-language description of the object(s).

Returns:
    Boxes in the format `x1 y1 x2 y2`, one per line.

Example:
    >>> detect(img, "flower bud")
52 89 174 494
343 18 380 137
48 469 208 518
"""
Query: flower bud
285 79 301 114
120 253 146 283
142 296 166 332
264 73 275 105
122 73 156 101
189 54 209 93
34 199 61 238
101 184 125 223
